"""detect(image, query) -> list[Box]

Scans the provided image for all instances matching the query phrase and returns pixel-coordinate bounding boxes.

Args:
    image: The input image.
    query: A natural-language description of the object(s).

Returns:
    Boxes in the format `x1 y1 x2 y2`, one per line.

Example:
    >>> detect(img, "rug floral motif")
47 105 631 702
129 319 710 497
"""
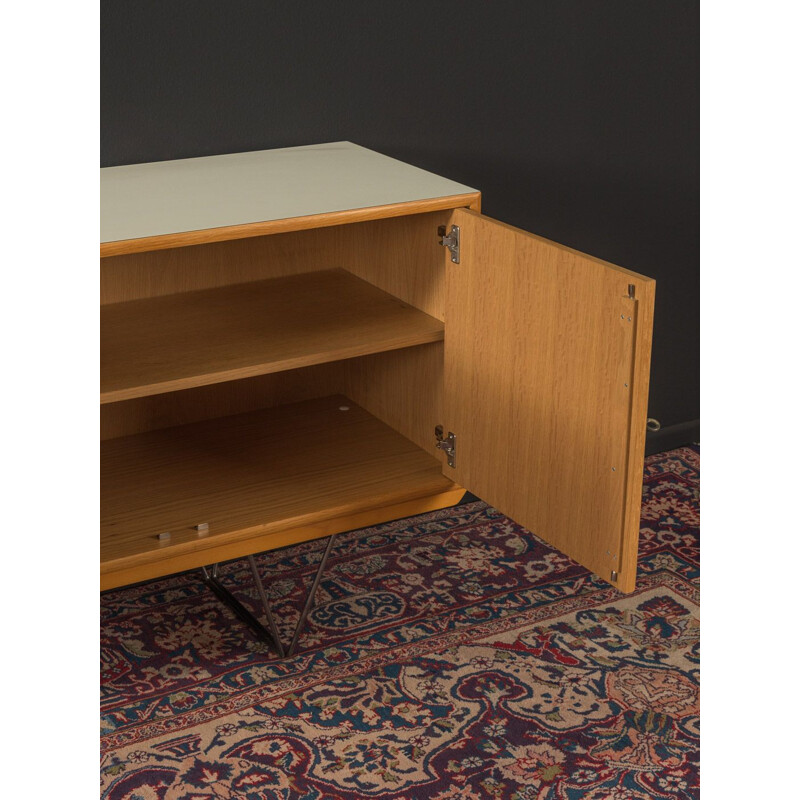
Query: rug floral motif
101 446 700 799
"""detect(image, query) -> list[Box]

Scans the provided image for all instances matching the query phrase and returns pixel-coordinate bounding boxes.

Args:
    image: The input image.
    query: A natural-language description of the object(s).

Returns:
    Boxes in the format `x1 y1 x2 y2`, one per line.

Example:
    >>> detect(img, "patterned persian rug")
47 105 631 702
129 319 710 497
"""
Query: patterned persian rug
101 446 699 800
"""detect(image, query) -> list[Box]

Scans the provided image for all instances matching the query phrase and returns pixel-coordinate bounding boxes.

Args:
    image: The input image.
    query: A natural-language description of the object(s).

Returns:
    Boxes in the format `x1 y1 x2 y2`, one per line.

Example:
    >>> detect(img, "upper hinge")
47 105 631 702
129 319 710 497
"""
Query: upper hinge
438 224 460 263
435 425 456 467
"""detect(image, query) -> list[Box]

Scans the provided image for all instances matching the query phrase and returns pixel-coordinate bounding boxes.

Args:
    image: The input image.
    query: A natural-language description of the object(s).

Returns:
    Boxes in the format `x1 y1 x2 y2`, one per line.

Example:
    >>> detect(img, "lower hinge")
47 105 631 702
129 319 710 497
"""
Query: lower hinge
438 225 460 263
435 425 456 467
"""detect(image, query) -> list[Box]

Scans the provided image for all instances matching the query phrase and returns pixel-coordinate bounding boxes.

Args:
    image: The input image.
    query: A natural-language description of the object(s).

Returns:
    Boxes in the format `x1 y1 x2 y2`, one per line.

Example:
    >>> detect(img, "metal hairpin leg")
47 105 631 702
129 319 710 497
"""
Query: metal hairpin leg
201 560 285 657
246 555 286 658
199 532 338 659
286 532 337 657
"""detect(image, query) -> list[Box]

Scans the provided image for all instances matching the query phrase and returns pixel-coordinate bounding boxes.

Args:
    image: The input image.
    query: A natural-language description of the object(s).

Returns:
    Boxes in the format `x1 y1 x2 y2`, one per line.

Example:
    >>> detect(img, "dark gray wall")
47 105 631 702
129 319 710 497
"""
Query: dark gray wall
102 1 699 448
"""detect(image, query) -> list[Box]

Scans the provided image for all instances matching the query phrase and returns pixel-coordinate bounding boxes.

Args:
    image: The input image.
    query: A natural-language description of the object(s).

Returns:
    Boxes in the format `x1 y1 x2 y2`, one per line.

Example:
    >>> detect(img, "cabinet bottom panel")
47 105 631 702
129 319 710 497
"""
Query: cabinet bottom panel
101 395 461 590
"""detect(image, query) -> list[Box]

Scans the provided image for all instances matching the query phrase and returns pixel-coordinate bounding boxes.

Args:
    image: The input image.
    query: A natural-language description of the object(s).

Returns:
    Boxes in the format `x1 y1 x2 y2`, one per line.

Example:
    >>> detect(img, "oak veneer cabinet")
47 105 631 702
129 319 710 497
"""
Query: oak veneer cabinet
100 142 655 623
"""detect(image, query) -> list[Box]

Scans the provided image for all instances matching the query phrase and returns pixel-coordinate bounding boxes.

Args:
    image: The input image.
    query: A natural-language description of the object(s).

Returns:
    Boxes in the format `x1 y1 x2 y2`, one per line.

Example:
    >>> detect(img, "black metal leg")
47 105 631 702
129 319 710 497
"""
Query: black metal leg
200 565 284 656
287 532 338 657
246 555 285 658
199 532 338 659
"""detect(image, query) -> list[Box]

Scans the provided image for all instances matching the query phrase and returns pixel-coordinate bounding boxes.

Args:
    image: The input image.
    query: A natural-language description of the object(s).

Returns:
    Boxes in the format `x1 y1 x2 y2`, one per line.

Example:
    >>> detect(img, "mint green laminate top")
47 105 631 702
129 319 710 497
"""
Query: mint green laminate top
101 142 476 244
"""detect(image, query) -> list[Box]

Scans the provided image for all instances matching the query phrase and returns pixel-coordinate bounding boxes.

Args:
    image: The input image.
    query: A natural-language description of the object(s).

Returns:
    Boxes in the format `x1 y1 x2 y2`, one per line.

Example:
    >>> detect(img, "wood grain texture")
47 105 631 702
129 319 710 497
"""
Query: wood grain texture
102 488 465 591
345 343 444 458
100 362 345 440
329 210 454 321
101 396 461 589
100 210 453 442
100 210 459 319
100 225 335 305
616 278 656 592
100 193 481 257
444 209 655 592
101 268 444 403
101 341 446 448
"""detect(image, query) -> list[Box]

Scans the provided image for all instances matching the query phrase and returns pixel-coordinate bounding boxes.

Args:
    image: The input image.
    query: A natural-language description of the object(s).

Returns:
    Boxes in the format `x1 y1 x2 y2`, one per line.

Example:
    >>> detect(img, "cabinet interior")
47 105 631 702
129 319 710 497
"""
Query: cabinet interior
100 211 459 590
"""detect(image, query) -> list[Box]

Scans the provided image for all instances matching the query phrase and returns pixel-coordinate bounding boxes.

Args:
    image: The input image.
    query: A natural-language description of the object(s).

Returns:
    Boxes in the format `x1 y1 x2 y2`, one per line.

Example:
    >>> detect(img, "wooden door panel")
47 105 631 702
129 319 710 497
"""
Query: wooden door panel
444 209 654 592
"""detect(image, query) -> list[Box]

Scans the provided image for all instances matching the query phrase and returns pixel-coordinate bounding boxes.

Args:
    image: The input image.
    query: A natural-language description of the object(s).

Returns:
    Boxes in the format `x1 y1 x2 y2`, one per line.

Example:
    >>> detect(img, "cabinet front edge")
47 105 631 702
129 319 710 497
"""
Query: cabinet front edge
100 484 466 591
100 192 482 258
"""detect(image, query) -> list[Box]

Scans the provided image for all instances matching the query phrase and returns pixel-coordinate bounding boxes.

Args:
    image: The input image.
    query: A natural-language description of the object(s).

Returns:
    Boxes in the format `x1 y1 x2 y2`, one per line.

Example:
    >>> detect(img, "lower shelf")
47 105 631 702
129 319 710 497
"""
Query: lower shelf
101 395 462 590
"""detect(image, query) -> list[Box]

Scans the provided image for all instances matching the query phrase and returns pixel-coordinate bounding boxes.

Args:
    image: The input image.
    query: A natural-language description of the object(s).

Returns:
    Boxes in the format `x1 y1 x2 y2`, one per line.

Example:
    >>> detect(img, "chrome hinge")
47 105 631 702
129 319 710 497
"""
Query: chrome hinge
435 425 456 467
438 224 460 263
611 570 618 582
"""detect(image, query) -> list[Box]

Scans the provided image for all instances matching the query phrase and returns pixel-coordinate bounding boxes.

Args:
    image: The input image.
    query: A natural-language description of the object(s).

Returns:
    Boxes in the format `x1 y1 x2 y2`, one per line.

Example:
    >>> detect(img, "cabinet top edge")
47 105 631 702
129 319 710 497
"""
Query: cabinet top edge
101 142 479 255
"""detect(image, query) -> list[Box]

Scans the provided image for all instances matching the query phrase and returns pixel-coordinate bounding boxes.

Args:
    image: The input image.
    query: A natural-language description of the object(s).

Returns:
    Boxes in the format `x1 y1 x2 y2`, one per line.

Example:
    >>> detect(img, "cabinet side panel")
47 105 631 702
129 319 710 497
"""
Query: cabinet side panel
345 343 444 458
333 211 451 321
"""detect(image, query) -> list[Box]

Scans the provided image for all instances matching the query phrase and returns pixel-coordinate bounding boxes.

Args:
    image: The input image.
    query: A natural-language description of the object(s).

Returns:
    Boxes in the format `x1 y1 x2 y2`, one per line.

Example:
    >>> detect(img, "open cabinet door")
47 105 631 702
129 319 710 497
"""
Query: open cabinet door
443 209 655 593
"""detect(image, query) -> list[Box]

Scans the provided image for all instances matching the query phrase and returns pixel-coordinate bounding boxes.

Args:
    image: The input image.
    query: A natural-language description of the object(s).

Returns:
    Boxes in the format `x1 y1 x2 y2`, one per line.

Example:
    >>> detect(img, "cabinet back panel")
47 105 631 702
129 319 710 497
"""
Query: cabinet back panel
100 226 336 304
100 342 444 446
100 211 450 320
100 363 345 440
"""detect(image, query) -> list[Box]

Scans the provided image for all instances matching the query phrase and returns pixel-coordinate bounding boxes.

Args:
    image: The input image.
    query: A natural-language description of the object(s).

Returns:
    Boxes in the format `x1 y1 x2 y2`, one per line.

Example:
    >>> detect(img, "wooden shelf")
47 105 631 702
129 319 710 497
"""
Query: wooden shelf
101 396 461 590
101 269 444 404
